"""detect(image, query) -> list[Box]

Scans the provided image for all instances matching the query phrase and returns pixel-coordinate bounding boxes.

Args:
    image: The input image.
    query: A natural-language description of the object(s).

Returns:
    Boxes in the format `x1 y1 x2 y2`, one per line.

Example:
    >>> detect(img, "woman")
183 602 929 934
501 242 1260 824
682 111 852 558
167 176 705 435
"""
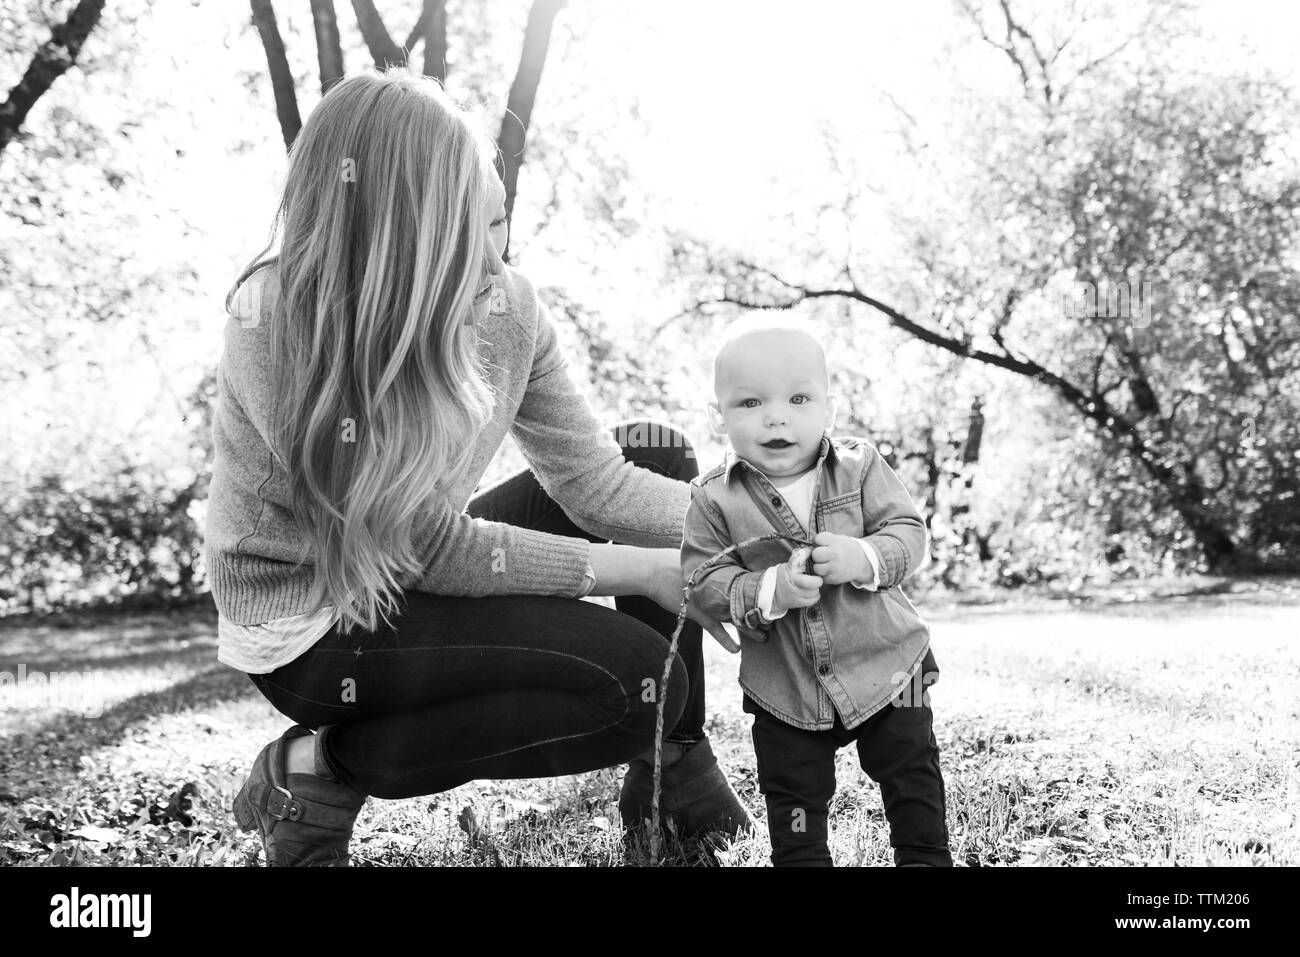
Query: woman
205 68 749 866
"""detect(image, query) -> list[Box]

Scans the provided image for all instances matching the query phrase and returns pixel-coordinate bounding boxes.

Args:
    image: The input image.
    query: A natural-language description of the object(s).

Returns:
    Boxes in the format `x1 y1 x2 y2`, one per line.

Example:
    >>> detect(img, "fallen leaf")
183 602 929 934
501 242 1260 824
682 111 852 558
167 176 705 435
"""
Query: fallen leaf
70 825 122 844
457 805 479 838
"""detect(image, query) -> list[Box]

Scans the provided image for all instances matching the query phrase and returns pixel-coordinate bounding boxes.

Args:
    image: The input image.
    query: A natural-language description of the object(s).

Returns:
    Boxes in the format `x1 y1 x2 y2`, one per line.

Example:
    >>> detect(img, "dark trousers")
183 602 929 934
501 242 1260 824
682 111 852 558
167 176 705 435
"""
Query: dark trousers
744 647 953 866
246 419 706 800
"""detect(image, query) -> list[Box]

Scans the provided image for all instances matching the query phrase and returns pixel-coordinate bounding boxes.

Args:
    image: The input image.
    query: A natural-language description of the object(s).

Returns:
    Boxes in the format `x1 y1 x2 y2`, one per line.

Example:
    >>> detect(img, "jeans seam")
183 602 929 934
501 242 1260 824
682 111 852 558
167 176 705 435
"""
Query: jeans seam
372 694 635 797
285 645 637 788
261 676 360 714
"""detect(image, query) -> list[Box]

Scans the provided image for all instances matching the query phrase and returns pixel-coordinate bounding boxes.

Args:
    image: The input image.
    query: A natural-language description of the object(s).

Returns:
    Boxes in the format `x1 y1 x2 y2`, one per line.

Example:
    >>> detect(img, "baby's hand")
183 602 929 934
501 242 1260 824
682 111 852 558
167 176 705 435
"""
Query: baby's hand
771 549 822 615
810 531 871 586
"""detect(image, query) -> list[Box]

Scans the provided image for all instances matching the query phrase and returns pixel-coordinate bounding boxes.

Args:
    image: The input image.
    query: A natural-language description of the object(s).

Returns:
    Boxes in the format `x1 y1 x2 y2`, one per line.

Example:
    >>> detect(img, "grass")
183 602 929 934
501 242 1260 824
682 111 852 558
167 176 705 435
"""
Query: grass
1 579 1297 866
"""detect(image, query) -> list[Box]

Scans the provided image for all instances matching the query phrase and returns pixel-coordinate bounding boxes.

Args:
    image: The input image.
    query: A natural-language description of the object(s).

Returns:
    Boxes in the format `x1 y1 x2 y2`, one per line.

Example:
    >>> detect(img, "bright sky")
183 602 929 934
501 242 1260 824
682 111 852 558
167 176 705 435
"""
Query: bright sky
591 0 1300 241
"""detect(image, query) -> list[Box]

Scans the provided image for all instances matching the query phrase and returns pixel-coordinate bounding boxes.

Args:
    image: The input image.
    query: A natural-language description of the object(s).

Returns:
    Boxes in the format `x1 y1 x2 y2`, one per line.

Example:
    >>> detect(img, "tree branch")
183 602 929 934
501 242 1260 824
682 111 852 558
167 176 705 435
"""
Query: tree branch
404 4 430 51
960 0 1033 99
418 0 447 82
350 0 406 69
309 0 346 93
998 0 1052 106
250 0 302 149
0 0 106 154
498 0 566 252
698 269 1173 485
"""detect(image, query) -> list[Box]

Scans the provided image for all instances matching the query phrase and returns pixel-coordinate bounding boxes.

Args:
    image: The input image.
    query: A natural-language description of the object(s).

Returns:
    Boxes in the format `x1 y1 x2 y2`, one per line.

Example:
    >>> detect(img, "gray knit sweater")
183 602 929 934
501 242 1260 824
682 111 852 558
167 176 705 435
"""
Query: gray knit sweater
203 262 691 626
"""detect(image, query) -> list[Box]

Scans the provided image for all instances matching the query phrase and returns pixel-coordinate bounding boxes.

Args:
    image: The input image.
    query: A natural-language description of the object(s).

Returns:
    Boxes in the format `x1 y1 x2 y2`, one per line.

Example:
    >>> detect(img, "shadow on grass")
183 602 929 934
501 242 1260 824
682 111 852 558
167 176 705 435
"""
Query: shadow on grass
0 663 258 800
0 603 218 674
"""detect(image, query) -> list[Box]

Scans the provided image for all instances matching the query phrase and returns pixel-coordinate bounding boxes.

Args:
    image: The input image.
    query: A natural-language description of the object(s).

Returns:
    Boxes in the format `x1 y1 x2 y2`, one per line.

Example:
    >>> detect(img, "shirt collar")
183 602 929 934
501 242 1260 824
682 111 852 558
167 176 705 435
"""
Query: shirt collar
722 433 838 484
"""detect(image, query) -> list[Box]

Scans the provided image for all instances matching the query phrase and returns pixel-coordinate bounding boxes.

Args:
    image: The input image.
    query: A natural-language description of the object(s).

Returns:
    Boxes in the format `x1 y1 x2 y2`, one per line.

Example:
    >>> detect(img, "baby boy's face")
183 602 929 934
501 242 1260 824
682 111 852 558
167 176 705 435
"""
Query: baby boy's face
710 329 832 482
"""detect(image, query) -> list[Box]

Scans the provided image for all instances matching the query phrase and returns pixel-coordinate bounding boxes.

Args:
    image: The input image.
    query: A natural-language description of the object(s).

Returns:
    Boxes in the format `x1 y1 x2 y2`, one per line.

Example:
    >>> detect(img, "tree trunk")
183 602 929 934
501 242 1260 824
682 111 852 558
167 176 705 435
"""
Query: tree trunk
350 0 406 69
418 0 448 82
249 0 302 149
309 0 346 93
497 0 566 255
0 0 106 154
1168 465 1237 570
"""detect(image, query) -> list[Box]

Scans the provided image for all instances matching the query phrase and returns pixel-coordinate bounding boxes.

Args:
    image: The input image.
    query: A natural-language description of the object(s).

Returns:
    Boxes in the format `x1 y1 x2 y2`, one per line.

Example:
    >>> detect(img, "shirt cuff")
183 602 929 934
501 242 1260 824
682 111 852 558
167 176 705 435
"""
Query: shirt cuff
850 538 882 591
756 565 787 621
575 559 597 598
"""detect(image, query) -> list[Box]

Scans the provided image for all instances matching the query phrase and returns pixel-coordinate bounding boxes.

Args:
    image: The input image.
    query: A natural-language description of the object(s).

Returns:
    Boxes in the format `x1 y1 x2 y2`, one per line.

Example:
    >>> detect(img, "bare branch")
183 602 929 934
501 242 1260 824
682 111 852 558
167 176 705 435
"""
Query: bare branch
498 0 566 256
691 264 1172 486
350 0 406 69
404 5 430 51
959 0 1059 108
420 0 447 82
998 0 1052 106
310 0 346 93
0 0 106 154
250 0 302 149
959 0 1034 98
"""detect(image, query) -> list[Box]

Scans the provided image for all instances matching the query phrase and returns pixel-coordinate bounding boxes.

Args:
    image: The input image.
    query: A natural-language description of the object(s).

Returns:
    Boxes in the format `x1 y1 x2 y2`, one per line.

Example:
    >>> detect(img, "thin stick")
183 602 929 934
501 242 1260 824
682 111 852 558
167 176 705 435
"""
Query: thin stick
648 532 815 865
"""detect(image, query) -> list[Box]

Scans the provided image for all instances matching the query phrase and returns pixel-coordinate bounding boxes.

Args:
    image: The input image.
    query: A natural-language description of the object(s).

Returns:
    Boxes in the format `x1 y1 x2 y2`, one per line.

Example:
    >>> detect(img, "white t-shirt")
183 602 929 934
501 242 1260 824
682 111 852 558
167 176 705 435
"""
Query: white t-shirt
754 468 881 622
217 605 340 674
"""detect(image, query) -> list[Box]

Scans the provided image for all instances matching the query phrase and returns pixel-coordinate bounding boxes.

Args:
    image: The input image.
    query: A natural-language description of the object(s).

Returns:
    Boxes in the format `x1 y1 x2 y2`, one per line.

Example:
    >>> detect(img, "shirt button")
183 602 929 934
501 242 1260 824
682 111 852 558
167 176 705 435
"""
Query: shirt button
770 495 782 507
817 663 832 677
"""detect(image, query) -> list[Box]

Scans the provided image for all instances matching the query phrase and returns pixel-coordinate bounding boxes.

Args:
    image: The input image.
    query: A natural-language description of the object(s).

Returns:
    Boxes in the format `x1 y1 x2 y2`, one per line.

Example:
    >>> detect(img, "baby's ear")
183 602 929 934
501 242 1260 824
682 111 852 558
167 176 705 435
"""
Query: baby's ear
706 401 727 436
825 394 840 432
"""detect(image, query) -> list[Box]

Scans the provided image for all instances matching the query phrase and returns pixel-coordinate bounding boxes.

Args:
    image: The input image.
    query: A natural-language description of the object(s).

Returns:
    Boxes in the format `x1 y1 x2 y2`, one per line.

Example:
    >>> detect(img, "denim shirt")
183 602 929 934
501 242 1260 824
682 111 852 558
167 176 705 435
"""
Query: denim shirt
680 434 932 731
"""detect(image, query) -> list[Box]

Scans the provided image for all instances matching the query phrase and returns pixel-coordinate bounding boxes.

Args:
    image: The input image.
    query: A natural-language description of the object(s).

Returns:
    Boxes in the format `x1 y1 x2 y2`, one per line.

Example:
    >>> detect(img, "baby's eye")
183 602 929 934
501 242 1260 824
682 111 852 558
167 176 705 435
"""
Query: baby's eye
791 394 809 405
739 398 759 409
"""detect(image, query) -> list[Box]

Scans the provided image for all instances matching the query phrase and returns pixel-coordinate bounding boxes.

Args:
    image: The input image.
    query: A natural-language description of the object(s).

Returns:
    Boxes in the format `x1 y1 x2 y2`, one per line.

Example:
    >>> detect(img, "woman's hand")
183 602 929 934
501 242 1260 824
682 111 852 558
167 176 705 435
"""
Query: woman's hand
643 549 740 654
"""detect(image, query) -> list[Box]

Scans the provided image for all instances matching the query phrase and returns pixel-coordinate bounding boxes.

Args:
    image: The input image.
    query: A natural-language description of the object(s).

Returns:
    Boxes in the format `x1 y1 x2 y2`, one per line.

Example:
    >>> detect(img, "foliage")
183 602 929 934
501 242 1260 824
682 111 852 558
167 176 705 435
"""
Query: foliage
0 465 207 615
3 1 1299 613
681 3 1300 577
0 372 214 615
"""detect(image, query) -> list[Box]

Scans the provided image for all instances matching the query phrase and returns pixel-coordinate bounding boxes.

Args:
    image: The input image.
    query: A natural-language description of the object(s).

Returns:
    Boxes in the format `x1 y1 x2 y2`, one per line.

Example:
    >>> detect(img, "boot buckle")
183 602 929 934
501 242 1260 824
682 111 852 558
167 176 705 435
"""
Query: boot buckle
265 785 302 821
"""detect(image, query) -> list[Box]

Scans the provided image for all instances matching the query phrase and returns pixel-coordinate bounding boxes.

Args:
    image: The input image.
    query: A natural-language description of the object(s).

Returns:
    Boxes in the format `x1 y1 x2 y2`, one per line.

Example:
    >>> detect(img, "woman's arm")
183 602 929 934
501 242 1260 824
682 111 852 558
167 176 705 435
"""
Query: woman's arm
588 542 739 653
507 278 690 548
585 542 657 598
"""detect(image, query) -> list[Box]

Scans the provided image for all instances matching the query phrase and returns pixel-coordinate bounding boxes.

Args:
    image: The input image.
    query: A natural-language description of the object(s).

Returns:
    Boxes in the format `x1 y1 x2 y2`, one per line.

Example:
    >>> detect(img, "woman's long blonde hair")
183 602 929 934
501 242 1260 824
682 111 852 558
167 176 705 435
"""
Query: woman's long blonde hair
227 68 498 635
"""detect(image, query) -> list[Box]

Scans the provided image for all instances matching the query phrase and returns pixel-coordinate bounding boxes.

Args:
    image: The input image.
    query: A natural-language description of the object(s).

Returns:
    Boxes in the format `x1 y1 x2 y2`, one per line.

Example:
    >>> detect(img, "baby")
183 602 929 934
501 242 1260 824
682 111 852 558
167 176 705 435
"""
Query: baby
680 315 952 867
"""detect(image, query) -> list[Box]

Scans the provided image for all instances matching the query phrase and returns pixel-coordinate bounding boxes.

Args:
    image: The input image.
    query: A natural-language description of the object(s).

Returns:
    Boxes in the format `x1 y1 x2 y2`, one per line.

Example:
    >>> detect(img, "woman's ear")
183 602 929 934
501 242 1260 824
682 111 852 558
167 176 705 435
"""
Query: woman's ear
706 401 727 437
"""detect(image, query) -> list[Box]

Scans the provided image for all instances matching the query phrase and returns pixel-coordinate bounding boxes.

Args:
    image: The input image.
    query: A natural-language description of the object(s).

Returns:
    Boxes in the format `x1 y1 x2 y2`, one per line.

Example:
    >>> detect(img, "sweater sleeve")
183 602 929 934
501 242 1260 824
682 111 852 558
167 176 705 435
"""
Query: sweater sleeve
508 292 691 548
400 497 593 598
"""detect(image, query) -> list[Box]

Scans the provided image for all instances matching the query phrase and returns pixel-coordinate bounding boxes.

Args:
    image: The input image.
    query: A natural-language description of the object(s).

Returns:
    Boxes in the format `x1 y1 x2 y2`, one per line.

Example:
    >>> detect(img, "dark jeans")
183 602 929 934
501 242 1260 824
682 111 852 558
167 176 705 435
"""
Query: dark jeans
247 419 706 800
744 646 953 867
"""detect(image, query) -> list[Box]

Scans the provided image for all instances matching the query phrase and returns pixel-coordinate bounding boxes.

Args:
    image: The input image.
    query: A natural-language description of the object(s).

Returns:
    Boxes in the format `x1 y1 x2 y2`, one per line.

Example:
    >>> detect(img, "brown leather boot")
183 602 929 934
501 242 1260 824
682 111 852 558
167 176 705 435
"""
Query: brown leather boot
618 736 752 839
233 725 368 867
